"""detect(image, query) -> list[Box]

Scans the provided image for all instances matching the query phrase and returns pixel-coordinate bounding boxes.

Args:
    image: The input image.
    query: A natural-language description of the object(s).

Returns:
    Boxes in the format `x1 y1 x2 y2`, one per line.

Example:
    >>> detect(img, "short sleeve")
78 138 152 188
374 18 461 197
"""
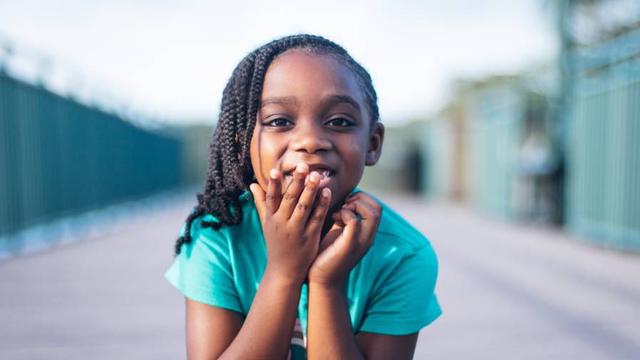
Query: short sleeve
359 245 442 335
164 218 243 313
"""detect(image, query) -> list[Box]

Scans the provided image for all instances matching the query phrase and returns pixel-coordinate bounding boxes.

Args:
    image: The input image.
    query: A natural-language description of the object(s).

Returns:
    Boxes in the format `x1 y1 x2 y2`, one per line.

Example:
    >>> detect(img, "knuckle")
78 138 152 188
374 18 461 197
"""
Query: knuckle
284 193 297 201
311 212 324 223
360 206 372 215
296 202 309 212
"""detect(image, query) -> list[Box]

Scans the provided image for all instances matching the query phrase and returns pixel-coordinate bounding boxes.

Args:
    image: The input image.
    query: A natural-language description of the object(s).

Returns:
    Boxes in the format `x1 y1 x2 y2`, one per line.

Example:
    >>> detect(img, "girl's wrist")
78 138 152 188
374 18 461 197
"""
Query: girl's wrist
263 265 306 289
308 277 347 293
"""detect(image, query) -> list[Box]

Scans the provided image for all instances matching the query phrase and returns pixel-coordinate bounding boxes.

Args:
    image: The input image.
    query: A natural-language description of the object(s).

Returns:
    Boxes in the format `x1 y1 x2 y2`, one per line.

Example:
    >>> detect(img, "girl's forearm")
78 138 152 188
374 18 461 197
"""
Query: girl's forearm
219 267 302 360
307 282 365 360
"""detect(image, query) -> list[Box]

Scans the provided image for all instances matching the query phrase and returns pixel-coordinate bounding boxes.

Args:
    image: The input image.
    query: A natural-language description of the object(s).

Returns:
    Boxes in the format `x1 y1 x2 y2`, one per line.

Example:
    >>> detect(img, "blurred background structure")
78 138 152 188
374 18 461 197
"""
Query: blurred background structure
0 0 638 359
560 0 640 251
380 0 640 252
0 73 183 239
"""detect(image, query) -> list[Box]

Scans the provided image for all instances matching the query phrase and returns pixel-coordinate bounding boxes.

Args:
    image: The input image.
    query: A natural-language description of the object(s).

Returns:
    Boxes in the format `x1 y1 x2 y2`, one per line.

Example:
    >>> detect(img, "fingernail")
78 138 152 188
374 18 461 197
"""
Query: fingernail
270 168 279 179
309 171 320 182
322 188 331 197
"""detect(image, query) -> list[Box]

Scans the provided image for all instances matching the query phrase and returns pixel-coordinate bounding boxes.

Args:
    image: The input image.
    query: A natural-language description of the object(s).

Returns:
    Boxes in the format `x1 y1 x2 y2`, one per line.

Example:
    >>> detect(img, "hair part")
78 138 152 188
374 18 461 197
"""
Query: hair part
174 34 380 256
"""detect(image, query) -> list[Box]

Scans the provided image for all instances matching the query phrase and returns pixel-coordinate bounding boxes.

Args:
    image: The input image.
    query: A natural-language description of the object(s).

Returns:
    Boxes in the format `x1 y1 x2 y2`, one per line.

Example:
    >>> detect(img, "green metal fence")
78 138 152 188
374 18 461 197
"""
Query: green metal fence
467 80 526 219
422 76 560 223
0 73 184 237
423 116 454 200
566 29 640 251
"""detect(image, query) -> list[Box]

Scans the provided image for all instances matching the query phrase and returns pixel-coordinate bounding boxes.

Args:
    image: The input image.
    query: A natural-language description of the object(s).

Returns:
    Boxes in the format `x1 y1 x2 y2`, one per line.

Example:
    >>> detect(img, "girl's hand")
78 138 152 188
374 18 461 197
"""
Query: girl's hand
308 192 381 288
249 163 332 285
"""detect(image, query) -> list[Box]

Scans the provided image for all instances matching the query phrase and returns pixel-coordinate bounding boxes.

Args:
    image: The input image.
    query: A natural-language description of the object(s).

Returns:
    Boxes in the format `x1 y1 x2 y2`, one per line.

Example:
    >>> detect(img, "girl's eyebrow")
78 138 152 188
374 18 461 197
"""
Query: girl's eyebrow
259 94 361 113
322 94 361 114
260 96 298 108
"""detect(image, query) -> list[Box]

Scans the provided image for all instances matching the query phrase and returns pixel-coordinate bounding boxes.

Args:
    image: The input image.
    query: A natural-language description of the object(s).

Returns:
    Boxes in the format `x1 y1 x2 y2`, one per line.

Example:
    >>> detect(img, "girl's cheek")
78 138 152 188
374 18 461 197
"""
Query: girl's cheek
346 139 368 162
252 137 280 183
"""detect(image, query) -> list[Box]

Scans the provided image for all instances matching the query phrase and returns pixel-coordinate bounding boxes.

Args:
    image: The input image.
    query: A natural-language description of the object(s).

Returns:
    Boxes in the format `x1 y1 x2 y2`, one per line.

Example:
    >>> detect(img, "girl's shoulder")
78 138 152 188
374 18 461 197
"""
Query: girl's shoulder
351 192 439 280
180 190 256 239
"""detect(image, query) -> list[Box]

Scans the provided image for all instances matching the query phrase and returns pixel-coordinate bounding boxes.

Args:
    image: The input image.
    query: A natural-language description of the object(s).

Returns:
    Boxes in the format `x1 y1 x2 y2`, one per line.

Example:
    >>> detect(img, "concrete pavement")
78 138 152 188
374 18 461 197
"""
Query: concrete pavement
1 193 638 359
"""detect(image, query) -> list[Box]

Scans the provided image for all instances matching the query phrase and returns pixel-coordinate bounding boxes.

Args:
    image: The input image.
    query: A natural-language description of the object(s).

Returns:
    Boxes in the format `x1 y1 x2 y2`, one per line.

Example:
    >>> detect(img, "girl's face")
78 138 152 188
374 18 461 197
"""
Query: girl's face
249 50 384 210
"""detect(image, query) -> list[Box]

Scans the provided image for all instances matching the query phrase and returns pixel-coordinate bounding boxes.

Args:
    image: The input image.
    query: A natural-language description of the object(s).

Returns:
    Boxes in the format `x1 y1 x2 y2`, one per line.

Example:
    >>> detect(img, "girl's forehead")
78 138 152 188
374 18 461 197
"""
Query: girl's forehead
262 50 364 101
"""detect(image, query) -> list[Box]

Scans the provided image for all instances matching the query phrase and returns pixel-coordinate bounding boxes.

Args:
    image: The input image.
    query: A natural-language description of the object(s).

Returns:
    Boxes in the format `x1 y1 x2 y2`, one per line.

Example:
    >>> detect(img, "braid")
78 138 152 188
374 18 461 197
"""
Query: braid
174 34 380 255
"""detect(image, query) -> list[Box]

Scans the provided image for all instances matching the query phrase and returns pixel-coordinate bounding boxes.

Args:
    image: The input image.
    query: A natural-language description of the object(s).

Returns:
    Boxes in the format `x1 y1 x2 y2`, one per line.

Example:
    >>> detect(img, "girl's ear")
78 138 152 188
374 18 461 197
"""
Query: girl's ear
365 122 384 166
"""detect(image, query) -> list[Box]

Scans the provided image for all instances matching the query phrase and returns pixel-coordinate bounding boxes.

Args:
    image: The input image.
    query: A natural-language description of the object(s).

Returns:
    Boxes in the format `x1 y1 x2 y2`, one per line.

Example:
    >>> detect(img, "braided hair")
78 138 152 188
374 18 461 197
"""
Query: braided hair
174 34 380 256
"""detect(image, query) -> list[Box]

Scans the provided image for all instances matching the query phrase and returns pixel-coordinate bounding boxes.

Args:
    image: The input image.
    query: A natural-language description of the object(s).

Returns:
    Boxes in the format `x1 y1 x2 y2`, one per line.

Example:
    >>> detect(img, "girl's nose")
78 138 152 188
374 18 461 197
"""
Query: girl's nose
290 121 331 153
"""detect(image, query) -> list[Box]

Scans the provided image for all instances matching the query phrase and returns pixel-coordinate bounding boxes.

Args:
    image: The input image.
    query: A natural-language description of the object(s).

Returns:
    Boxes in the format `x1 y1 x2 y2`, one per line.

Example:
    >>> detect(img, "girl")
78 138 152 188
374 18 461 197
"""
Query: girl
165 34 441 359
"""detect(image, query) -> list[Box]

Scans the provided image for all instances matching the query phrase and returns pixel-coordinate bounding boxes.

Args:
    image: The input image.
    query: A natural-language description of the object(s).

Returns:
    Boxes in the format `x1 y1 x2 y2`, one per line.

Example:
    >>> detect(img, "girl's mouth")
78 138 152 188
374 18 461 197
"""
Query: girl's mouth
314 171 334 188
316 169 335 178
283 168 335 189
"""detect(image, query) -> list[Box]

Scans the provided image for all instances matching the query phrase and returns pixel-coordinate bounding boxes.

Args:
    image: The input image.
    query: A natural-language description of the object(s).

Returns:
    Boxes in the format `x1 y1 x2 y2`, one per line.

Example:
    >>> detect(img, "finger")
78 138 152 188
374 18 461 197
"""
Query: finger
340 207 359 225
291 171 322 223
318 221 343 253
279 162 308 218
338 208 361 251
266 168 282 214
320 207 352 253
343 199 380 247
306 187 331 237
351 192 381 213
343 194 380 221
249 183 266 223
345 190 363 203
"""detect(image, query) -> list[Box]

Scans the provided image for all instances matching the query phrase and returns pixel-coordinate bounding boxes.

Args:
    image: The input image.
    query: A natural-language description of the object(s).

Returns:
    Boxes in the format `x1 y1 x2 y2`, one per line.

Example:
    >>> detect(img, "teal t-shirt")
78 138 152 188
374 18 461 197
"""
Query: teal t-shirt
164 190 442 357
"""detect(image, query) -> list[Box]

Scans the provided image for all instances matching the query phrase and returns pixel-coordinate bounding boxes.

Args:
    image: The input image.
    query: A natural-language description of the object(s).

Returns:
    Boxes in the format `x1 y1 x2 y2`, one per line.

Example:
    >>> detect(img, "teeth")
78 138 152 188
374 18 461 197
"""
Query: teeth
284 168 333 177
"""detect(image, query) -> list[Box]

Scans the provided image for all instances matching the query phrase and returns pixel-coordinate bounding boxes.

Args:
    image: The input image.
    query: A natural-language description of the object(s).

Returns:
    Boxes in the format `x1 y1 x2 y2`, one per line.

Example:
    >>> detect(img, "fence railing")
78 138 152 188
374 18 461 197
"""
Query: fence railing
566 28 640 251
0 73 184 238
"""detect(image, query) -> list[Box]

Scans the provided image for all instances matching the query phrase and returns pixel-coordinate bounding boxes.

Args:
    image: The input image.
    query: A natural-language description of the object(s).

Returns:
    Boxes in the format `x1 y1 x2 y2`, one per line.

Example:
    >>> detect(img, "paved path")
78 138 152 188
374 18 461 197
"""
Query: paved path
1 193 639 359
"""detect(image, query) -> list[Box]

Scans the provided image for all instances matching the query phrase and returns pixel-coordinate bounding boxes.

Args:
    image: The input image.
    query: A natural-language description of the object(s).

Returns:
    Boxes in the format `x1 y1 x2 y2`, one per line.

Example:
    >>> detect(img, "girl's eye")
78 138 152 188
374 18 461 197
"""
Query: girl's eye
326 117 355 128
264 118 293 127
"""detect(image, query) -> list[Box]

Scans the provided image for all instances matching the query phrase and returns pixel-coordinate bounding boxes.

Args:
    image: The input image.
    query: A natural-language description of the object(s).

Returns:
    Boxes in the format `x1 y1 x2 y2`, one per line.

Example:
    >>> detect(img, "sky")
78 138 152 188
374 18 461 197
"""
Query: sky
0 0 557 126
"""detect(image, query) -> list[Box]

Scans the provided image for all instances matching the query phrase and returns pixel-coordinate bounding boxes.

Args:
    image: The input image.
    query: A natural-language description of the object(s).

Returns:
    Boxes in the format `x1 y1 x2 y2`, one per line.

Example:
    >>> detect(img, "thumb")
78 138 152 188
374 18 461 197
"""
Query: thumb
318 222 343 254
340 209 361 247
